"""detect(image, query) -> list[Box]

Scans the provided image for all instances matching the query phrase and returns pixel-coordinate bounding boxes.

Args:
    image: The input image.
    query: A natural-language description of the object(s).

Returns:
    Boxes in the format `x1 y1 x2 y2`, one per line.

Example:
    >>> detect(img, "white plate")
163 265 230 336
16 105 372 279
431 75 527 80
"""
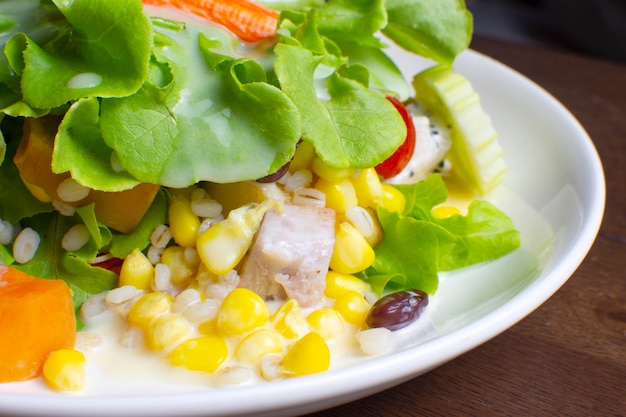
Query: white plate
0 44 605 417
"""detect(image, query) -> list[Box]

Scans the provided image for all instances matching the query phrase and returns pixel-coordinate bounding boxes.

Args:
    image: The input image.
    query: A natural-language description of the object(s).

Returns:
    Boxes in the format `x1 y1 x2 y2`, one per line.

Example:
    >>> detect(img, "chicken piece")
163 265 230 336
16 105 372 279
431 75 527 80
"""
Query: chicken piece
239 204 336 307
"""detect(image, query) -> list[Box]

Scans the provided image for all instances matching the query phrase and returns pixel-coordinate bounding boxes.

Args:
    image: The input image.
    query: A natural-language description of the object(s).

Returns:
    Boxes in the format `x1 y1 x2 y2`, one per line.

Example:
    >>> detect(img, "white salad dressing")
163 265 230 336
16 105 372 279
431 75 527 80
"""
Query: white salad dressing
77 298 374 394
66 72 103 89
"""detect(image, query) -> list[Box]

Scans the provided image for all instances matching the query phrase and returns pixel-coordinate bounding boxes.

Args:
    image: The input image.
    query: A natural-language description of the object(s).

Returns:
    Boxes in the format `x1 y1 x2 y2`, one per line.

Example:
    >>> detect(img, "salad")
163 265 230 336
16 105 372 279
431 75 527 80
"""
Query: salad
0 0 520 392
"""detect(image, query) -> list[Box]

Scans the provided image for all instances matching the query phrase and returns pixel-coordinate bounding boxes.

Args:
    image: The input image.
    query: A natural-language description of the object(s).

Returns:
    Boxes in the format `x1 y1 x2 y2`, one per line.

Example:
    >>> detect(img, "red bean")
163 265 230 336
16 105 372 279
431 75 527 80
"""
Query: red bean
366 289 429 330
256 161 290 183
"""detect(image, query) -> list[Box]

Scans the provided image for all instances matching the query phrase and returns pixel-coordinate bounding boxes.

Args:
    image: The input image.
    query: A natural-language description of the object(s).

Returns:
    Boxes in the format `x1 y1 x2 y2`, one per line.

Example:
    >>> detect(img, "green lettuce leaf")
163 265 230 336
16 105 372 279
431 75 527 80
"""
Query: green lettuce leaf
98 21 301 188
316 0 388 48
382 0 473 65
13 212 118 310
274 13 406 169
108 189 168 259
398 174 521 270
0 141 54 223
0 242 14 265
362 208 441 295
53 97 141 192
0 0 64 112
361 174 521 295
75 204 113 257
14 0 152 110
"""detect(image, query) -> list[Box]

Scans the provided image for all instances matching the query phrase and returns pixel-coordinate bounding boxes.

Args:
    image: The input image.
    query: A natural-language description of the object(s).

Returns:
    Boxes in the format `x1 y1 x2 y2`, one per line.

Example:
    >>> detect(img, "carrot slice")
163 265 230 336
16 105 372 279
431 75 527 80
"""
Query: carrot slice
143 0 279 43
0 266 76 383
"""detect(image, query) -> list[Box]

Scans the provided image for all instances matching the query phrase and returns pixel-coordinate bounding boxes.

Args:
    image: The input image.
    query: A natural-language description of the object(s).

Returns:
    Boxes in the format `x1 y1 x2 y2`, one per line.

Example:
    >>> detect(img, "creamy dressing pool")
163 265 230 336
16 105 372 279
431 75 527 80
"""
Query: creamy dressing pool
76 299 384 395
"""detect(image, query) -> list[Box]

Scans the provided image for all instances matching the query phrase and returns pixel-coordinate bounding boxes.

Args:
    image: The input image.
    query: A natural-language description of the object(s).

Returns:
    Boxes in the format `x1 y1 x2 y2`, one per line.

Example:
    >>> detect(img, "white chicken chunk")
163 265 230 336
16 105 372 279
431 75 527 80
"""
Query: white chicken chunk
238 204 336 307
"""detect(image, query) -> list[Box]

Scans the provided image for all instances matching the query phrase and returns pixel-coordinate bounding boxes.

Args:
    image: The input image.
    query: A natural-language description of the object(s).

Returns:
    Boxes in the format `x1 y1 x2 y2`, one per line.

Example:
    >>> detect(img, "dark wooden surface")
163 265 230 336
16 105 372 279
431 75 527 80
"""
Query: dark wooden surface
306 36 626 417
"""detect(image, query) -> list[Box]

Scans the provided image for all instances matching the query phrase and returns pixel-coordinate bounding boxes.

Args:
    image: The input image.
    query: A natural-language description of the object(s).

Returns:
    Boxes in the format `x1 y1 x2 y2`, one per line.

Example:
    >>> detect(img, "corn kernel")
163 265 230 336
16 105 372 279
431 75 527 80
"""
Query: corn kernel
324 271 370 299
198 319 217 335
197 200 280 274
432 205 461 219
314 178 358 213
169 195 201 248
312 157 355 182
329 222 375 274
235 328 283 364
334 290 371 328
217 288 269 336
119 248 154 291
146 313 191 351
289 140 316 172
271 299 309 339
127 292 173 329
168 335 228 373
42 349 86 392
306 308 344 340
351 168 384 208
281 332 330 377
380 184 406 213
160 246 198 287
344 205 383 247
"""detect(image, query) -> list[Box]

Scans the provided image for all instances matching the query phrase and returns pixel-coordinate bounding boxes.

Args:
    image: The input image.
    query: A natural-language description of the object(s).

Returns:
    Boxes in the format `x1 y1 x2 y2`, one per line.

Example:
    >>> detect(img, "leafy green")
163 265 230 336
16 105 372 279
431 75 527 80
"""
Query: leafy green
316 0 388 49
363 209 442 295
13 212 118 310
0 242 13 265
361 175 521 295
75 204 113 258
53 97 141 192
274 11 406 169
98 22 302 188
108 189 168 259
0 141 54 223
382 0 473 65
16 0 152 109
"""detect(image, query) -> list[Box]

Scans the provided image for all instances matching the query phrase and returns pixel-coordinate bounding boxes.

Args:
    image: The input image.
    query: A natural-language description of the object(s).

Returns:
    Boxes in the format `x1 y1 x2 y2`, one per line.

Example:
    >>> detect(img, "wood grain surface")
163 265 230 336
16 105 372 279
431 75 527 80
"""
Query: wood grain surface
305 36 626 417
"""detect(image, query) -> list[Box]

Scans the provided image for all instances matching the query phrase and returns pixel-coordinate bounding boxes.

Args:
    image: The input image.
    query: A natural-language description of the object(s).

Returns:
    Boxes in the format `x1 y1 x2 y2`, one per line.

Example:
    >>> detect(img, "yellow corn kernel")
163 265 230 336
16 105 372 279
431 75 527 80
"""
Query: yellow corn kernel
271 299 309 339
169 195 201 248
197 200 280 274
203 181 272 217
314 178 358 213
168 335 228 373
160 246 198 287
329 222 375 275
306 308 344 340
127 292 173 329
235 328 283 364
324 271 370 299
351 168 383 208
281 332 330 377
42 349 86 392
432 205 461 219
146 313 191 351
197 319 217 335
380 183 406 213
312 157 356 182
333 290 371 328
289 140 316 172
344 205 383 247
217 288 269 336
119 248 154 291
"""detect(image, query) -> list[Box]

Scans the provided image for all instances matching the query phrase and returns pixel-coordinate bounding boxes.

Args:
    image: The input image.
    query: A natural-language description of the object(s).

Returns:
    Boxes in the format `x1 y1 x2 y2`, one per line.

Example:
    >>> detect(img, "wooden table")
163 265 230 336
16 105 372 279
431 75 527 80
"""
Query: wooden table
306 36 626 417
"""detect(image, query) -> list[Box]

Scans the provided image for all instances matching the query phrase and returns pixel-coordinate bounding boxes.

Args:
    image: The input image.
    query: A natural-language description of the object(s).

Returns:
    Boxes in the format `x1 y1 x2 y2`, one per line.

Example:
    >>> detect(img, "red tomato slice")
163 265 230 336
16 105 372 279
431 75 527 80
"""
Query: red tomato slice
375 96 416 179
92 256 124 276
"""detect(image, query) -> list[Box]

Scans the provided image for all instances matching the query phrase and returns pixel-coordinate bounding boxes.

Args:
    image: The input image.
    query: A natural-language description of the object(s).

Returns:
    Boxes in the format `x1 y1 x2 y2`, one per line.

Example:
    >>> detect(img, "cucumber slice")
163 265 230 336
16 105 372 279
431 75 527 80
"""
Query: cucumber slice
412 65 506 195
